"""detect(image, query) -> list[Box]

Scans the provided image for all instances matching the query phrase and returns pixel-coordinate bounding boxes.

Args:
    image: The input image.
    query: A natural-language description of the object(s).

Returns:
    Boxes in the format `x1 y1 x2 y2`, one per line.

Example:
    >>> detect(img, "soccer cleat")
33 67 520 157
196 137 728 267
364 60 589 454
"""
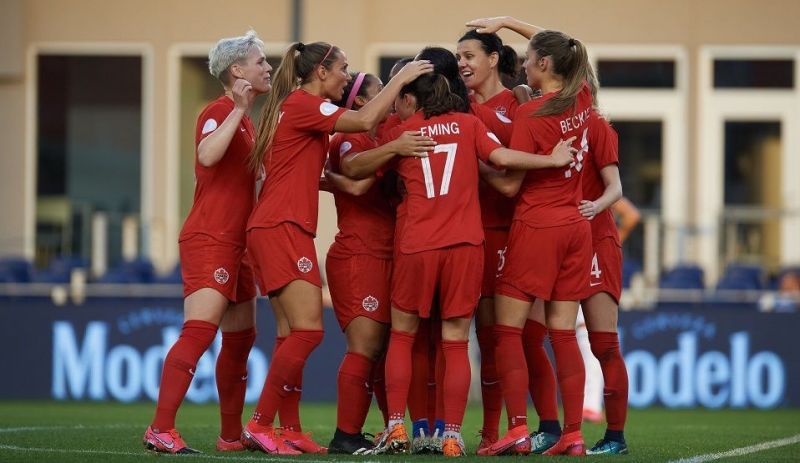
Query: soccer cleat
530 430 560 454
427 428 444 454
587 438 629 455
542 430 585 456
411 428 430 454
327 428 375 455
143 426 200 454
476 429 498 455
477 425 530 456
371 423 410 454
215 436 245 451
443 436 467 457
241 421 302 455
372 428 386 446
583 408 604 424
279 428 327 454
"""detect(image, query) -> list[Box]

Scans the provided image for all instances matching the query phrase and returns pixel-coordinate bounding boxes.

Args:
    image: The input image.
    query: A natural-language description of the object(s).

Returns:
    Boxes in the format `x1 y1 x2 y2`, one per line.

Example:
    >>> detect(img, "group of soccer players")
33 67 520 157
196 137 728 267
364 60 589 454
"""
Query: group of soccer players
143 14 630 458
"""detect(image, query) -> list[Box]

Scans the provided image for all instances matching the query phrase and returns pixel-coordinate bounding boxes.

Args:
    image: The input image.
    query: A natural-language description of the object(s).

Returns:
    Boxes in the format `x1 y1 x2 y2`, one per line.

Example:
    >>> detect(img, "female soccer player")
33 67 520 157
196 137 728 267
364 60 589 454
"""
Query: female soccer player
143 30 271 454
343 70 576 456
240 41 433 455
577 127 629 453
472 27 602 456
455 29 522 452
324 72 430 454
470 16 630 456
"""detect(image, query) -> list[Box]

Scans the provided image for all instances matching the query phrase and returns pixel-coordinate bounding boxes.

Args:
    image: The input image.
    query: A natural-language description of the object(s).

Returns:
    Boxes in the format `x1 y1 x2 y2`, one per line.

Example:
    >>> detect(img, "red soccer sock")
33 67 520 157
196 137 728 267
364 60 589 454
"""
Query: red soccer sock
549 329 585 434
589 331 628 432
408 325 430 422
442 340 470 431
523 320 560 422
385 329 416 422
216 327 256 441
152 320 218 431
252 329 323 426
494 324 528 430
432 319 444 425
336 352 374 434
477 325 502 439
371 355 389 426
271 336 303 431
278 368 303 431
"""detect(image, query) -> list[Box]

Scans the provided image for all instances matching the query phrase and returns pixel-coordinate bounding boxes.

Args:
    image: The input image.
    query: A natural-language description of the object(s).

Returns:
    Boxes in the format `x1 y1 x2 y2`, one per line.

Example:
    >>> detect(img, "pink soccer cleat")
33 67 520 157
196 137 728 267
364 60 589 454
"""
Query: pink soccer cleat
280 428 328 454
542 430 586 456
476 425 530 456
216 436 245 451
143 426 200 454
241 421 302 455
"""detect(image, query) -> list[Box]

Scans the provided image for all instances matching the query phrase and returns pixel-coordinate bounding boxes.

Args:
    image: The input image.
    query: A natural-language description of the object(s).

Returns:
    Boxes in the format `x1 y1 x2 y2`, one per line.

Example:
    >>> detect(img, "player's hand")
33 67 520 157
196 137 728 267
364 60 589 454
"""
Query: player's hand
232 78 255 111
550 136 577 167
513 84 533 104
394 60 434 85
579 200 598 220
465 16 510 34
393 131 436 157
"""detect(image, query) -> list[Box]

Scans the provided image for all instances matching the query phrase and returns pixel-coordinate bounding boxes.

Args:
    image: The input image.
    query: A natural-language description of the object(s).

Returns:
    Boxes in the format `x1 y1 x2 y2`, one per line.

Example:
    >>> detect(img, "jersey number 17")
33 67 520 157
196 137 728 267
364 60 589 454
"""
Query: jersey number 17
421 143 458 199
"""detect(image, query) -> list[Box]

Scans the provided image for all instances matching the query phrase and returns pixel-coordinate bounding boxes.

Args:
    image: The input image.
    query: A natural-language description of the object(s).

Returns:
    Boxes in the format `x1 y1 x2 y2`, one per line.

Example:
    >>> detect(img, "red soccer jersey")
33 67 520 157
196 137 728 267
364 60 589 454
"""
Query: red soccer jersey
383 111 503 254
328 132 395 259
510 83 594 228
247 89 346 235
582 115 620 242
471 89 519 229
376 113 403 140
179 96 256 246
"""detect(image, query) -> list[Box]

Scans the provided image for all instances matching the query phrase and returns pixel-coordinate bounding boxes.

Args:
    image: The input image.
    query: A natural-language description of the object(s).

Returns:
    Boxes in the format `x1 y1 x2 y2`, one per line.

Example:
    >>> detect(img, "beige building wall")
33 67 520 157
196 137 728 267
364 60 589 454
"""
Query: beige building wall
1 0 799 277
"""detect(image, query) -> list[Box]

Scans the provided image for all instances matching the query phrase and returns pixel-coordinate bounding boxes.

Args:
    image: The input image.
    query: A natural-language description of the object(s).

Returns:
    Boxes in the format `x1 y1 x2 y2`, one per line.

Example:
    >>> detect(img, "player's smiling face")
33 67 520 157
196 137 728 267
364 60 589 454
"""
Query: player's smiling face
456 39 494 90
237 46 272 94
321 51 351 101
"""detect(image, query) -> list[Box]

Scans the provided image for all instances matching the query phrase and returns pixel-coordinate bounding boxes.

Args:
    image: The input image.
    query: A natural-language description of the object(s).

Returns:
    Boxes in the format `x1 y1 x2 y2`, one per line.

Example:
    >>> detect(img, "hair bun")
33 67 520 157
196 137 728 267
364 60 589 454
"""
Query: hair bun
296 42 305 52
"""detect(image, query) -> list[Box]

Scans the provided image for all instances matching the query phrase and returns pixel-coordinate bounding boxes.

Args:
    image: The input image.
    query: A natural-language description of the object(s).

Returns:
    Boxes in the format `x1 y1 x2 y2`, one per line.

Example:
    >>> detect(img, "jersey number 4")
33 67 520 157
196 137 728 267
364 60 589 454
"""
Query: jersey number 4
421 143 457 199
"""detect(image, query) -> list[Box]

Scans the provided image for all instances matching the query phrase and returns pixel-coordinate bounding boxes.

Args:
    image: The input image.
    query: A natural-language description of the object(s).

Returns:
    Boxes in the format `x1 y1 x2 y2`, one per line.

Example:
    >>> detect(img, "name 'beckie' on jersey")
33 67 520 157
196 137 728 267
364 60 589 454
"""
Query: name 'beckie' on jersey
559 106 591 134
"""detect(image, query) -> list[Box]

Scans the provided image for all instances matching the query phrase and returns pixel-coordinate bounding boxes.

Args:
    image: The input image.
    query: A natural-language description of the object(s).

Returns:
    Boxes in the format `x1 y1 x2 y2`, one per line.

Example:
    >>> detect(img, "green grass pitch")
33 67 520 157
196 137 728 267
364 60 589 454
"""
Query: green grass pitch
0 401 798 462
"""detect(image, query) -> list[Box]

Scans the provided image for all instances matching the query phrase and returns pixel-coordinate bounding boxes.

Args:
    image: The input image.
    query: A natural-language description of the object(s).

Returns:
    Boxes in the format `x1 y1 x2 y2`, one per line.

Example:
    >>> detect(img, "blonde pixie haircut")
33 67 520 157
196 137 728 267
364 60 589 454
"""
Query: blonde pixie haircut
208 30 265 85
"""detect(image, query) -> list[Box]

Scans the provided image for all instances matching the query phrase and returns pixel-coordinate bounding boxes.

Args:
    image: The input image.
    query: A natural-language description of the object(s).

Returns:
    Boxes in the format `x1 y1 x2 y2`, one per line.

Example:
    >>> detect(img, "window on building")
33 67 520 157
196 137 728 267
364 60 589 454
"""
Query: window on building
714 60 794 89
597 60 676 88
36 55 142 268
722 121 782 266
614 120 663 264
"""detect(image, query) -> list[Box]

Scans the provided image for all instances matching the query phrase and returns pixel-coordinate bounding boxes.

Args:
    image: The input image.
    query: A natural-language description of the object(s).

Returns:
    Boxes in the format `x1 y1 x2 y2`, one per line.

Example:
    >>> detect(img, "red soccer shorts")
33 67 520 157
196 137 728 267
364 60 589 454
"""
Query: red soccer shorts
247 222 322 295
481 227 509 298
496 220 592 302
585 236 623 304
392 243 483 320
326 253 392 331
179 235 257 303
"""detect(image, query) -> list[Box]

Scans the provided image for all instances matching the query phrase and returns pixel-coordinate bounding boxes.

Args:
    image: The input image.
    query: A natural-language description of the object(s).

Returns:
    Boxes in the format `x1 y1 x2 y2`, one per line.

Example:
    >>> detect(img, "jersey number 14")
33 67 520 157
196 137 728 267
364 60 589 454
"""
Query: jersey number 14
564 128 589 179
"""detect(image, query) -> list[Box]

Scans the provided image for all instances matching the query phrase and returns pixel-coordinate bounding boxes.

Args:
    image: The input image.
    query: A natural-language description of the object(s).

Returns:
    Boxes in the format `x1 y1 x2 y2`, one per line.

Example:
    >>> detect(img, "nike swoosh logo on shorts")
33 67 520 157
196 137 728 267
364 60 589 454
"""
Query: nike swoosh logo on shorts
590 282 602 287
